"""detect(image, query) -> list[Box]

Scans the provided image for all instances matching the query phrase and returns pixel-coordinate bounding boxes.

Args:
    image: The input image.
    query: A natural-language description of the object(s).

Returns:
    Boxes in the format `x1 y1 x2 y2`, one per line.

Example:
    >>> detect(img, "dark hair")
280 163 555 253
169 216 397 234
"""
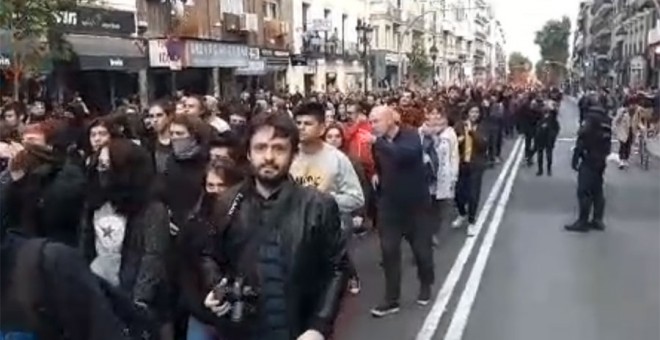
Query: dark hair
87 139 154 216
247 112 299 154
322 123 346 149
149 98 175 116
206 157 244 188
293 101 326 123
169 114 214 146
1 102 26 120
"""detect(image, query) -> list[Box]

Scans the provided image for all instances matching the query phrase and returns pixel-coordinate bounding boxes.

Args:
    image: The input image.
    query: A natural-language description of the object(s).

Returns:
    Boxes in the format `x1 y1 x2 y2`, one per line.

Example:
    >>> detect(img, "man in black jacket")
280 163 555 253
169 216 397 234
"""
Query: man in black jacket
368 106 434 317
201 112 347 340
566 95 612 232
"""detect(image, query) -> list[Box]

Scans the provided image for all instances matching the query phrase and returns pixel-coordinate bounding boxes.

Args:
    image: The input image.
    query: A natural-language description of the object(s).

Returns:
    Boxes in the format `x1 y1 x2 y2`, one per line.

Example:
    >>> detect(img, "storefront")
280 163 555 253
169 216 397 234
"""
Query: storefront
148 39 249 98
260 48 290 92
236 49 267 91
54 6 145 112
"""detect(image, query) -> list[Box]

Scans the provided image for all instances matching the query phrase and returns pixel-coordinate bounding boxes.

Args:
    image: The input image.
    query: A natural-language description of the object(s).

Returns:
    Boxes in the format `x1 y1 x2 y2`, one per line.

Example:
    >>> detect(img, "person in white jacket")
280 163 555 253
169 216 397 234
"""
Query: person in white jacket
419 108 459 244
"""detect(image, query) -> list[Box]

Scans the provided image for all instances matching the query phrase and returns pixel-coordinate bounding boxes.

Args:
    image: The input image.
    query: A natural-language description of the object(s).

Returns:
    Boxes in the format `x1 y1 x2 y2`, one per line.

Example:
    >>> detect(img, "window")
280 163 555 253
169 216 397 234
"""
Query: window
302 3 310 31
221 0 243 14
263 1 279 20
373 25 379 48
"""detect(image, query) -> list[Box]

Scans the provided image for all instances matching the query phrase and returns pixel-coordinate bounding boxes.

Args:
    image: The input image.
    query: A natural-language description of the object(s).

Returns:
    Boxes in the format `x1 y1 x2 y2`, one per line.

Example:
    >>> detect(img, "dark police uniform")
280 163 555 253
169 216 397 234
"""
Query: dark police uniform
566 101 612 232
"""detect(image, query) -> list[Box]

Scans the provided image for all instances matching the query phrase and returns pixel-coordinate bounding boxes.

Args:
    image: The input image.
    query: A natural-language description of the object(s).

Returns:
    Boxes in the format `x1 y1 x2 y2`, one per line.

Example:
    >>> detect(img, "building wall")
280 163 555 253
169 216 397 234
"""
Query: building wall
289 0 368 93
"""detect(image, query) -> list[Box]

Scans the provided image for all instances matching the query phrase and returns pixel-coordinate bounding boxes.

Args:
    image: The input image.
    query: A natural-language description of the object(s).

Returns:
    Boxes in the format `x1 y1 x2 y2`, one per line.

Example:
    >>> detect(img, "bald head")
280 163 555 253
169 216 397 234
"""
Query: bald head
369 105 398 137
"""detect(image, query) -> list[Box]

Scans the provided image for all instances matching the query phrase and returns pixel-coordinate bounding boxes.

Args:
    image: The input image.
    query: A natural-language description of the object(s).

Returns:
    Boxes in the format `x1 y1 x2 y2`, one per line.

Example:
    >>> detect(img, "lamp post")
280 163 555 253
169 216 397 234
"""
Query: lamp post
356 18 373 92
429 43 438 84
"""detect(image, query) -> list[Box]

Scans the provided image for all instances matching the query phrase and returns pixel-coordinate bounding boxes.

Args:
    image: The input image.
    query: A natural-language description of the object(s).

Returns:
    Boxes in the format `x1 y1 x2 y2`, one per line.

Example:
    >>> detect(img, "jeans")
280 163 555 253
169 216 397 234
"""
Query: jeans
187 317 216 340
619 133 632 161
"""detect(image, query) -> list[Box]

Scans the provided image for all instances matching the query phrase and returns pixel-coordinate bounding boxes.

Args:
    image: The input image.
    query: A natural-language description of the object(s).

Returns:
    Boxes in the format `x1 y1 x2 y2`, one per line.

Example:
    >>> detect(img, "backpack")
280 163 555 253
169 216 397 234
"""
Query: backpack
2 237 65 340
2 235 156 340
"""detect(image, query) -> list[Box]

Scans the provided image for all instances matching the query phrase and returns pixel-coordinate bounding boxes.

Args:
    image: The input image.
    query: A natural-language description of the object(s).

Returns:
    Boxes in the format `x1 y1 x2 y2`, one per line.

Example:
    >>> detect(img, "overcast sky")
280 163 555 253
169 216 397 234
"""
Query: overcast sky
490 0 579 63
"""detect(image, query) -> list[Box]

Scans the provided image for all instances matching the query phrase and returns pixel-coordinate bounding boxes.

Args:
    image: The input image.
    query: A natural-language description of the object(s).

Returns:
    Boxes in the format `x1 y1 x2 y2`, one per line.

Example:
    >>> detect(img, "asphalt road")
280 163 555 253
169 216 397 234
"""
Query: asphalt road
337 98 660 340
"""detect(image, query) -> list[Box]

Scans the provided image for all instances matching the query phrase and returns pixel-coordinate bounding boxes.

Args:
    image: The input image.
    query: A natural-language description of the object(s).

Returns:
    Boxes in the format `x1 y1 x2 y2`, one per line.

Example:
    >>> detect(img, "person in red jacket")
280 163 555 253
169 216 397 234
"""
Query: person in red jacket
343 101 375 181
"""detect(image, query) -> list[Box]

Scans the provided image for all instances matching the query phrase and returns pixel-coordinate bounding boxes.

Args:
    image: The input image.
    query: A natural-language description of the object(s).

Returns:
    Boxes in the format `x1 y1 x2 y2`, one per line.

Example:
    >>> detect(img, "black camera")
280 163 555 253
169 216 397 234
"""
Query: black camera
213 276 259 323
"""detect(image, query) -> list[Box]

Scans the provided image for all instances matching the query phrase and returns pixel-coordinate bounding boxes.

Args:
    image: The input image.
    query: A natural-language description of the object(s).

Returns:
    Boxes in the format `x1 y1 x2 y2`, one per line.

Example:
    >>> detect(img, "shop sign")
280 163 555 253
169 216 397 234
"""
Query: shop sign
385 53 399 65
109 58 125 67
261 48 291 58
236 60 266 75
55 6 136 36
187 41 249 68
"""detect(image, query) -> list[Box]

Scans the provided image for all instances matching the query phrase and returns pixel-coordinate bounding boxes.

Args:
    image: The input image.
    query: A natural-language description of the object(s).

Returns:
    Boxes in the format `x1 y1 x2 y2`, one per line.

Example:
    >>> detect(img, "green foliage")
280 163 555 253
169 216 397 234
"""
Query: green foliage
535 60 546 81
0 0 90 66
407 39 433 81
534 16 571 85
508 52 531 72
534 16 571 64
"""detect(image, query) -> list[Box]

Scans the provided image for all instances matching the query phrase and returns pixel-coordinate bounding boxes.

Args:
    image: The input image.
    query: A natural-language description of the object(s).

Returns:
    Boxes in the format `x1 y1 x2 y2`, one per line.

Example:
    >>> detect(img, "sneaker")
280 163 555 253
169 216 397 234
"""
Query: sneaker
494 156 502 164
452 216 466 229
564 221 590 233
348 277 361 295
467 223 477 237
371 302 400 318
417 285 432 306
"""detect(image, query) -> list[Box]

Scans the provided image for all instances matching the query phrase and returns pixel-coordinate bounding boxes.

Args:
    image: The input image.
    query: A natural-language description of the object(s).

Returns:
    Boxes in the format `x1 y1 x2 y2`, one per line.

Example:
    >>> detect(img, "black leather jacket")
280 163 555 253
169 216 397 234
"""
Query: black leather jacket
200 178 348 338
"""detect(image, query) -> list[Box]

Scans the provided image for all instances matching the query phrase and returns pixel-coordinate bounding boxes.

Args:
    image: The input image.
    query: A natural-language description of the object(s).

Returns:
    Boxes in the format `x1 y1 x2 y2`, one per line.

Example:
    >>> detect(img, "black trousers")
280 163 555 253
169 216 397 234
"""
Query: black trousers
378 203 434 303
455 164 484 224
619 133 632 161
535 135 557 174
431 198 454 236
577 165 605 223
487 123 504 161
524 131 535 163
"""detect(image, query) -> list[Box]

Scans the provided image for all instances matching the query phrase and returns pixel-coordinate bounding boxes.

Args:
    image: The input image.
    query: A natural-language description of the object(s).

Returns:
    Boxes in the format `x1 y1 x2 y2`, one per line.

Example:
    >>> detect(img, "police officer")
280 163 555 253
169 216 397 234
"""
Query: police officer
565 94 612 232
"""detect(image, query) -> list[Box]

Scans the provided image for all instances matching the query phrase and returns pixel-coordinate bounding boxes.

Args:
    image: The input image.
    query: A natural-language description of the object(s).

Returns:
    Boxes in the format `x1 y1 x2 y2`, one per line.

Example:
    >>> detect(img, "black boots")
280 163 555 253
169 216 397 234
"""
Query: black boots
564 220 590 232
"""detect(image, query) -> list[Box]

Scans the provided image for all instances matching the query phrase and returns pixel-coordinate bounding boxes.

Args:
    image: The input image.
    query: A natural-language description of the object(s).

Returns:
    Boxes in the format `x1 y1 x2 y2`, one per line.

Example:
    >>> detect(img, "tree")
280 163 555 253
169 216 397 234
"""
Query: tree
0 0 89 100
508 51 531 85
535 60 547 84
407 40 433 82
534 16 571 86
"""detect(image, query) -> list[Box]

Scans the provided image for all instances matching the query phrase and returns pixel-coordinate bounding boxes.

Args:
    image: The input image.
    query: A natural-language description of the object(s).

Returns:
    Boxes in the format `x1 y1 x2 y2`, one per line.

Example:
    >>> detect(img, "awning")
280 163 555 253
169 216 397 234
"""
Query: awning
66 34 147 72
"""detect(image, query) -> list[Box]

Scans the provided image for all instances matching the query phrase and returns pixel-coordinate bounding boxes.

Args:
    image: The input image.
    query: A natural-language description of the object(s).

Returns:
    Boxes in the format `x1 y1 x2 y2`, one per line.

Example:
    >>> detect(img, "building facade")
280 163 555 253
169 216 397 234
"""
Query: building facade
288 0 367 93
575 0 659 88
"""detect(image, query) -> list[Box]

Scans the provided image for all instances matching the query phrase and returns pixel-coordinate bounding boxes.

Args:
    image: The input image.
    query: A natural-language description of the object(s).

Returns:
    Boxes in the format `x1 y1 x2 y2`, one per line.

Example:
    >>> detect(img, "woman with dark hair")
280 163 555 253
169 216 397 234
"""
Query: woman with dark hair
452 103 488 237
143 100 175 174
182 157 244 340
80 138 171 338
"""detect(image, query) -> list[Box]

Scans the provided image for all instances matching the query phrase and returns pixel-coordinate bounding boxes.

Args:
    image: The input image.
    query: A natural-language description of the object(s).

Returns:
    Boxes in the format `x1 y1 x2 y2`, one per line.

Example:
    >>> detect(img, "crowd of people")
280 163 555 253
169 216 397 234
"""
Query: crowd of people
0 83 621 340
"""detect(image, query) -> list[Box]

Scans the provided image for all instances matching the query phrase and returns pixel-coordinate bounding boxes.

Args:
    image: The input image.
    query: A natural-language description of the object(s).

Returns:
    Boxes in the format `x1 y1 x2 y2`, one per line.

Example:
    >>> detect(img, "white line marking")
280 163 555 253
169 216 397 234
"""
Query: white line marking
415 137 524 340
443 136 526 340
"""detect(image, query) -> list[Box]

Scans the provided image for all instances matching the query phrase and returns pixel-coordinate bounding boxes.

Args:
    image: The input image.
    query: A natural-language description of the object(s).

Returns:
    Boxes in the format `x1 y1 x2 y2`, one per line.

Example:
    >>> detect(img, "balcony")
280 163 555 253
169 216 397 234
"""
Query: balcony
475 30 488 41
591 0 613 18
301 33 359 60
370 3 403 23
263 19 289 49
474 14 489 26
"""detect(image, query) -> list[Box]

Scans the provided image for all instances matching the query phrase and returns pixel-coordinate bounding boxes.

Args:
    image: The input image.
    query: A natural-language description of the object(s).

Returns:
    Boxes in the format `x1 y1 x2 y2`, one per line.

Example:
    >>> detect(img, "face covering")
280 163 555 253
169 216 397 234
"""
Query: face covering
171 137 200 160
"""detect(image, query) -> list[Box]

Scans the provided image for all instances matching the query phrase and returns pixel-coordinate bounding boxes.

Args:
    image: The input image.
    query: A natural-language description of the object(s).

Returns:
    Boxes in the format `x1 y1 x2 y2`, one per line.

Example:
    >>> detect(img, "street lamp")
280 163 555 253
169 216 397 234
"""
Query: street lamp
356 18 373 92
429 43 438 84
